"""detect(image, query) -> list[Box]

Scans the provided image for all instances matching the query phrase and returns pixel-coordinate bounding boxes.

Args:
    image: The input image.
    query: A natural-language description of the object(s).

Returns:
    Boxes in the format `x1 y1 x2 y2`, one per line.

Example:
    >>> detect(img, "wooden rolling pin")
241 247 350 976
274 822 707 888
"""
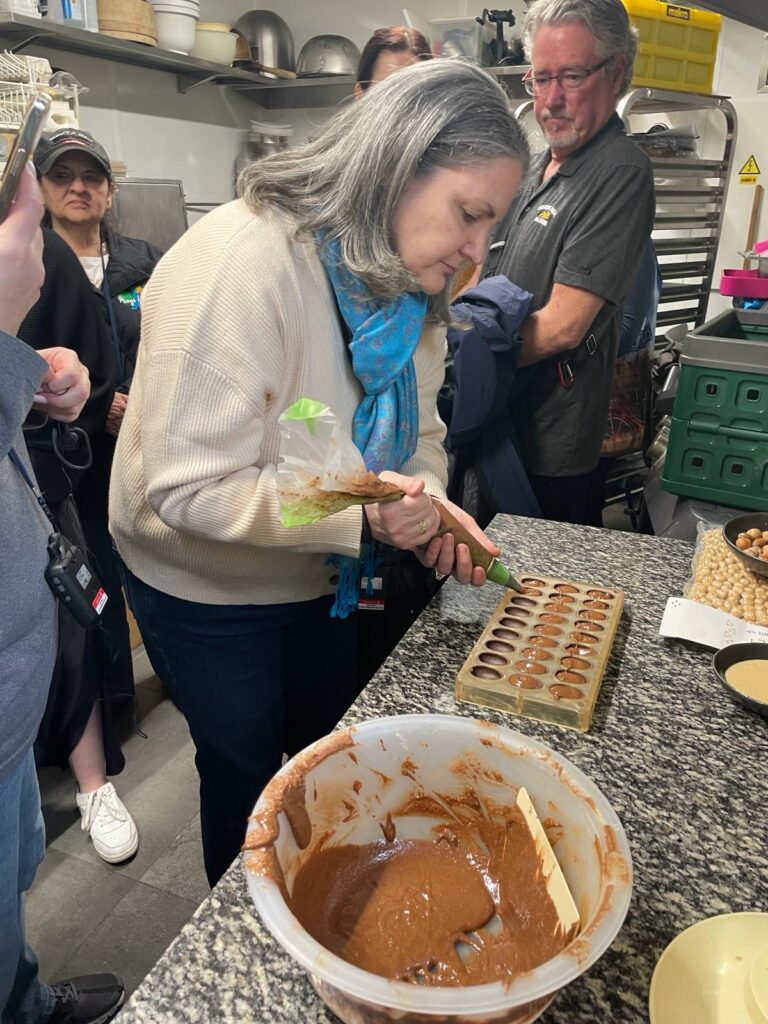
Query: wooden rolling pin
743 184 764 270
253 64 297 79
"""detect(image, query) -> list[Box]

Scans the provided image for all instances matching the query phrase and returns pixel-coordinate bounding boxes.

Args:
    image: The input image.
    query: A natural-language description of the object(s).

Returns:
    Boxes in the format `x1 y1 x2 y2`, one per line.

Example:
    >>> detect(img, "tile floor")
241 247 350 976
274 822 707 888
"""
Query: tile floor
27 505 635 1001
29 646 209 998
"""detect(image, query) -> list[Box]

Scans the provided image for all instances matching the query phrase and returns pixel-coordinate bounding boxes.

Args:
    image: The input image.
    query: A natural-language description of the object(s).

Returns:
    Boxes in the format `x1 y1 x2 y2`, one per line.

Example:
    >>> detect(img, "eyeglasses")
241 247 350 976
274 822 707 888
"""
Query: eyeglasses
46 167 108 188
522 57 614 96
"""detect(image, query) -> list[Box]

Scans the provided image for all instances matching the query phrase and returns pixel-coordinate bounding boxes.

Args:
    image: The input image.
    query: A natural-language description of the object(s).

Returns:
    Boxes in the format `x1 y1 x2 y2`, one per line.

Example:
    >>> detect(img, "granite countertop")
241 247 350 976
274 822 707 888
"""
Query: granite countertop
117 516 768 1024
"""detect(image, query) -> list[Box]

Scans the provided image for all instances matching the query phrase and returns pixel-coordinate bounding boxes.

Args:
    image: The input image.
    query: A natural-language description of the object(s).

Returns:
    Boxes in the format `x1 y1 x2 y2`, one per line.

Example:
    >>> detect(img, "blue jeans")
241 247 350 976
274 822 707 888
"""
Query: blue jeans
0 750 54 1024
122 569 358 886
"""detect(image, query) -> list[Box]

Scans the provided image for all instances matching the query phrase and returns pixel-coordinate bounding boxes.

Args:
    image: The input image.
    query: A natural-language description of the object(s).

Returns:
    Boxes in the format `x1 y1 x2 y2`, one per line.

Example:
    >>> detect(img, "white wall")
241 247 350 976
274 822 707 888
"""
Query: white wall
204 0 489 53
14 0 530 214
205 0 527 145
18 1 763 285
706 18 768 316
20 42 258 218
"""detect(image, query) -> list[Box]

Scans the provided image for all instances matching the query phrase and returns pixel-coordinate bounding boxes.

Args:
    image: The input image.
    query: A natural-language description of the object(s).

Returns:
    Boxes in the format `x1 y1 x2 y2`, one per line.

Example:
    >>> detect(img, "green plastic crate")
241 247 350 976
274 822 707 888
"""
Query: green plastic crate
660 310 768 510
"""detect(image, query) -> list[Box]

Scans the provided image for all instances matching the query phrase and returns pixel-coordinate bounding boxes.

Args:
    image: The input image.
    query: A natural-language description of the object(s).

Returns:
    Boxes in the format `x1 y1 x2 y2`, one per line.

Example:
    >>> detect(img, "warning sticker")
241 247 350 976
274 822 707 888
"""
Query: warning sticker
739 155 761 175
739 155 760 185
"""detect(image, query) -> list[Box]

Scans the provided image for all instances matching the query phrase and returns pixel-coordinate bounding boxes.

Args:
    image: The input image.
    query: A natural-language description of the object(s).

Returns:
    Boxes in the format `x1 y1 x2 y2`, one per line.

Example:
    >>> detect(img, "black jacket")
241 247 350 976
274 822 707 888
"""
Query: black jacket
18 228 116 502
98 231 163 389
439 276 541 527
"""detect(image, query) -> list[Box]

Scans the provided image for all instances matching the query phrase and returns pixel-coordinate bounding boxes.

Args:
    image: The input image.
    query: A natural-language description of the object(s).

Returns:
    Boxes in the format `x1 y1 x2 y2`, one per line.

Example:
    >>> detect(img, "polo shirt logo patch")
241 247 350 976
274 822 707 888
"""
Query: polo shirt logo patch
533 204 558 227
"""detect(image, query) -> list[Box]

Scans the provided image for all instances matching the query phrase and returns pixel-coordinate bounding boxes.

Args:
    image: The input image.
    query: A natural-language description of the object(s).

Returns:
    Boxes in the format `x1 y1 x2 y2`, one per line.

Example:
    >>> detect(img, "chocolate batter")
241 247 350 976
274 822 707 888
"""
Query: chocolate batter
287 805 573 986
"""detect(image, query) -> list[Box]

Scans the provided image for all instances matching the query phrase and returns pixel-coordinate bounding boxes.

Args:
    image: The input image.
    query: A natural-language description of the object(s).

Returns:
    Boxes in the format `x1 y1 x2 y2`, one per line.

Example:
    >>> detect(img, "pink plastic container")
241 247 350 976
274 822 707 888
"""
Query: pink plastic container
720 269 768 299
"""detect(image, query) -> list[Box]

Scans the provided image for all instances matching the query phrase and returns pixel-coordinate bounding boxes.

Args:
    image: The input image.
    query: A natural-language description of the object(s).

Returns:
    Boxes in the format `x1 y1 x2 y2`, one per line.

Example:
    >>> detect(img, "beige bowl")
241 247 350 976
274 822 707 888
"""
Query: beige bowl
191 24 237 64
650 912 768 1023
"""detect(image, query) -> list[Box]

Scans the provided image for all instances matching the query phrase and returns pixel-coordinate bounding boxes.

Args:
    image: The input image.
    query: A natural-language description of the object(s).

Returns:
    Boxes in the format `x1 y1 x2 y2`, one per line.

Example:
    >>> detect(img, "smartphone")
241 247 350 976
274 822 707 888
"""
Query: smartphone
0 92 51 223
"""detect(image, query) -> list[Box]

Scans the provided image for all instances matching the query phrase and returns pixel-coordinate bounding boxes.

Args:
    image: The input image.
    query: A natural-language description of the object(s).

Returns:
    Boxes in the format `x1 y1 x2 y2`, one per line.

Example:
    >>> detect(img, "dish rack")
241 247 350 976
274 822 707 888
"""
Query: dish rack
0 51 80 135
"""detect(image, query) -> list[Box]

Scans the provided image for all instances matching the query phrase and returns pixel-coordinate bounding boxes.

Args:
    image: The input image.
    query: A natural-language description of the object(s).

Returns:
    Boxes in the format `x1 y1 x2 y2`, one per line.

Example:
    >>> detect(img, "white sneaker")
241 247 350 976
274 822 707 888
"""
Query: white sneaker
76 782 139 864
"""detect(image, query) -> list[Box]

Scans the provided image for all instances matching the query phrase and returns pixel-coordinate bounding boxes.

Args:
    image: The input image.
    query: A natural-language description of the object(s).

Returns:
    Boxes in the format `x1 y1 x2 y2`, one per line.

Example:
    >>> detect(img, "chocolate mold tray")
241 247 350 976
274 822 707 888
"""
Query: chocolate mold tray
455 574 624 732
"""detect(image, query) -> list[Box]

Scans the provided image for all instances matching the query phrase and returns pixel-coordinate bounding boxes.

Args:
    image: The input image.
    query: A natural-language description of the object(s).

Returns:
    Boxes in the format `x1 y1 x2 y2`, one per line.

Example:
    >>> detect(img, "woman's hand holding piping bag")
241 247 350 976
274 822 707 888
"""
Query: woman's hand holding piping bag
364 470 441 549
364 472 499 586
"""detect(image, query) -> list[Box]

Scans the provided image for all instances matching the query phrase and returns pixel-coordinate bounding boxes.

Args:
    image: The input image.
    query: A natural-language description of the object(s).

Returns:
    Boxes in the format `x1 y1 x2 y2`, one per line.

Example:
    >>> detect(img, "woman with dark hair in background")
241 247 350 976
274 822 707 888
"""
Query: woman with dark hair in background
354 25 446 688
354 25 432 95
20 129 162 864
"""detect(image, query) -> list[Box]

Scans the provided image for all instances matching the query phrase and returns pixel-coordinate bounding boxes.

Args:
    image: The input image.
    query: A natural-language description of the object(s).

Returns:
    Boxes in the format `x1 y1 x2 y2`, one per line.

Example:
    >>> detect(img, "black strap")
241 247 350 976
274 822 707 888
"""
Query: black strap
101 248 128 388
8 447 58 528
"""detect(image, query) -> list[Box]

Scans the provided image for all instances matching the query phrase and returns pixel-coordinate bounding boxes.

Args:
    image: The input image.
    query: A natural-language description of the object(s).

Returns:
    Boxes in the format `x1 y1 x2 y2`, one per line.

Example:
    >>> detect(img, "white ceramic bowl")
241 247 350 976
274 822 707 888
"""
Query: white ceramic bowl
151 4 199 12
154 10 196 53
650 912 768 1023
244 714 633 1024
190 25 237 65
151 2 199 13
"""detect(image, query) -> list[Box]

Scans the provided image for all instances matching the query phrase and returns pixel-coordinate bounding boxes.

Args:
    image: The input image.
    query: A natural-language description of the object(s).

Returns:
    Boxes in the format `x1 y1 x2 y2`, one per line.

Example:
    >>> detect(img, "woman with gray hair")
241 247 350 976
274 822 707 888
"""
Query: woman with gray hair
109 59 529 886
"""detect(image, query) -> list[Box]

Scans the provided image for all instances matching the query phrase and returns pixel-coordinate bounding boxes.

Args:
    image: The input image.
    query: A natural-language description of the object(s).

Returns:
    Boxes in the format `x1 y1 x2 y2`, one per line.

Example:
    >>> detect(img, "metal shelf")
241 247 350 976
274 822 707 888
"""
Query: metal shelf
0 12 355 107
649 156 728 177
658 259 711 279
654 185 725 201
617 87 735 116
618 86 737 334
653 236 719 256
488 64 531 101
654 211 721 229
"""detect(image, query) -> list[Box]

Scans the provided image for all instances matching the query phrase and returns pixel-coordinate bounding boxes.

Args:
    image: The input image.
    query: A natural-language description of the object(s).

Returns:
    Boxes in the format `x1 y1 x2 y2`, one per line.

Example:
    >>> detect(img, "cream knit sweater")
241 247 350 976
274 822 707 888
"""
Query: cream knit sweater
109 200 448 606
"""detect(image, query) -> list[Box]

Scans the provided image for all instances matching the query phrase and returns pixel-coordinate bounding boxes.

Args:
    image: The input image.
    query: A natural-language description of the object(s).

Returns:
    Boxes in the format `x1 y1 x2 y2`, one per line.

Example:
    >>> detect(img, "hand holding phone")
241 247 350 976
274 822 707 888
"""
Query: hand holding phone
0 92 51 223
0 162 45 335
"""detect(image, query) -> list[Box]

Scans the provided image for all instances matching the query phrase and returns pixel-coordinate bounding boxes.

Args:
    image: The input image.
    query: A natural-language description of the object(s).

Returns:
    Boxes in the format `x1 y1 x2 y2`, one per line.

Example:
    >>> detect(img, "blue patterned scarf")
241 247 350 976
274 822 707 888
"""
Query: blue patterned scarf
318 237 428 618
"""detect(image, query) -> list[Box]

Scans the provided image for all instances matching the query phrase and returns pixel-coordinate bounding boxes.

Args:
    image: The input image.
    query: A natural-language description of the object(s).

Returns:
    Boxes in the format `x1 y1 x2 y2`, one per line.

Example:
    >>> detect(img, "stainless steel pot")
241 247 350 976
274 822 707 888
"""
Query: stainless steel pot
296 34 360 77
233 10 295 75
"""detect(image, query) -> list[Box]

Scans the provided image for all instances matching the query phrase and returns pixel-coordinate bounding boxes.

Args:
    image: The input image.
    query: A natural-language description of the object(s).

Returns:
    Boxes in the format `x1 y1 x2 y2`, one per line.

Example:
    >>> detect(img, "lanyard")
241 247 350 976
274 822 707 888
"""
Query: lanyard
100 248 127 388
8 447 58 529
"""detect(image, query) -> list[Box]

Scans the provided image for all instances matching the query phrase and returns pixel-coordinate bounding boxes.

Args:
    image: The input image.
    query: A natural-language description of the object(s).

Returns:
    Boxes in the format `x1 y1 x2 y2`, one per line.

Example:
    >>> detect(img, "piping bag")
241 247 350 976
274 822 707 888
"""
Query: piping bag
277 398 523 591
430 496 524 592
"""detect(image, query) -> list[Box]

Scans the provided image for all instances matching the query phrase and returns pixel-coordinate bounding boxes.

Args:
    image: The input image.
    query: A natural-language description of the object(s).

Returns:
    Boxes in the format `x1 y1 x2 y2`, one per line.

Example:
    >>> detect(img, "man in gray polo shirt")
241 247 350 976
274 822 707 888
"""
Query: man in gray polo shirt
485 0 654 525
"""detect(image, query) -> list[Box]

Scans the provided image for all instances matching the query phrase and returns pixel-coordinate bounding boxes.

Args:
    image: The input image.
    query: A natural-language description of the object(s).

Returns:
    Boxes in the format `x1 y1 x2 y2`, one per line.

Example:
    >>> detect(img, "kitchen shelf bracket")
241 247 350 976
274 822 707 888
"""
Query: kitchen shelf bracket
5 29 44 54
176 72 219 95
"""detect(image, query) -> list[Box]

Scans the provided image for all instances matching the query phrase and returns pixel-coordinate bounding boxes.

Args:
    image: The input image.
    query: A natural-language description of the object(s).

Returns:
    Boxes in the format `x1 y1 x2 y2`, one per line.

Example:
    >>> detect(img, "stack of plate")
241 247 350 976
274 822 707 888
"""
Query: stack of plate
149 0 199 54
96 0 157 46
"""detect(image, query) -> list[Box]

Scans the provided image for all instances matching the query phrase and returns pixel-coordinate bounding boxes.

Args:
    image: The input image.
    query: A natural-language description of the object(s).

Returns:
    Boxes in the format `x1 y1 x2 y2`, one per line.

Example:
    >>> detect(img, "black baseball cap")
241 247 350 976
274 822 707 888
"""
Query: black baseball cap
34 128 112 178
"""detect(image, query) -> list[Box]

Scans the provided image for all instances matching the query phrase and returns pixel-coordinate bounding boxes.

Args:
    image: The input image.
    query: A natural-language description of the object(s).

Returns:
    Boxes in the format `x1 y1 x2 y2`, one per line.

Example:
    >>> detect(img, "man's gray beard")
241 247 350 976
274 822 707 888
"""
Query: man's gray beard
542 120 580 151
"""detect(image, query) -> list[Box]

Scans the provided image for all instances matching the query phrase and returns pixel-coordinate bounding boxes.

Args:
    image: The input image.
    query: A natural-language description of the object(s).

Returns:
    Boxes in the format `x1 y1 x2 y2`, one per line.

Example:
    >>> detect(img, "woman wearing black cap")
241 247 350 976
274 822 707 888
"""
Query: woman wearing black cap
34 129 162 399
20 129 161 864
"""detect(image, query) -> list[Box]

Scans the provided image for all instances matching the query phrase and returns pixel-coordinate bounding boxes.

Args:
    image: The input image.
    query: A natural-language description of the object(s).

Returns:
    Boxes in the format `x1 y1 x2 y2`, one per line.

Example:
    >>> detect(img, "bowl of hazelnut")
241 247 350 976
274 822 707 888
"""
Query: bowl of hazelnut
723 514 768 580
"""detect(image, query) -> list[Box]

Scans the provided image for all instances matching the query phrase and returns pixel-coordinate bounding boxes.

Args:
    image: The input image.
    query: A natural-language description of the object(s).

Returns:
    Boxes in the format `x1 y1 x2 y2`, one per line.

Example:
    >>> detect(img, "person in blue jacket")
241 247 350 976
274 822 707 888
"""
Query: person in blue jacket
0 163 125 1024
